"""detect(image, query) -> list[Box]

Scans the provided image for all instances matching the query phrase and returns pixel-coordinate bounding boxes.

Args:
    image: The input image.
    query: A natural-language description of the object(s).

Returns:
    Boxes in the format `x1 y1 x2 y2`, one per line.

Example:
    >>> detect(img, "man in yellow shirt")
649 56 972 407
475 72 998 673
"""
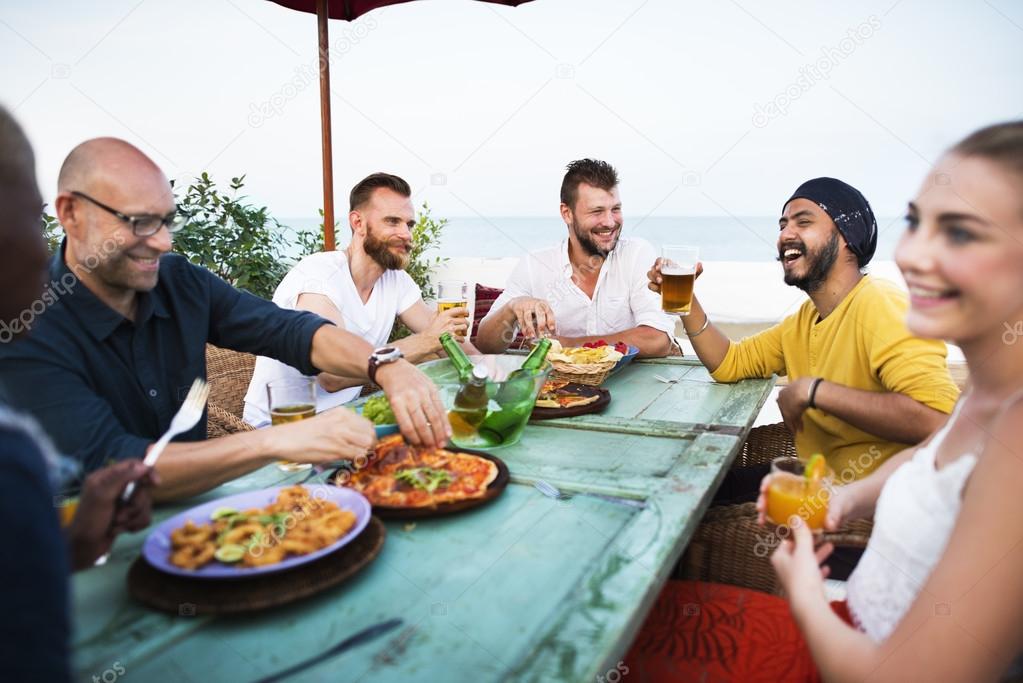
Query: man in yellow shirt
649 178 959 479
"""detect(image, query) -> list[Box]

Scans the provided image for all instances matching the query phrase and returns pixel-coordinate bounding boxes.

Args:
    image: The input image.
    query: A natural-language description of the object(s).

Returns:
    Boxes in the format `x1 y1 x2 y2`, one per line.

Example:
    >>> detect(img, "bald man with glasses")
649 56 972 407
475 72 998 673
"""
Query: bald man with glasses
0 137 450 501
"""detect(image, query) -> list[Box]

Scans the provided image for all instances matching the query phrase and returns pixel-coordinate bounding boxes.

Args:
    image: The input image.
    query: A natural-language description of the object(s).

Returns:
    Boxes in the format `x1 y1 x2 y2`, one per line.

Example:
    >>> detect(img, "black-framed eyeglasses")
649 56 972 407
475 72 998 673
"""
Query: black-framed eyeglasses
70 191 186 236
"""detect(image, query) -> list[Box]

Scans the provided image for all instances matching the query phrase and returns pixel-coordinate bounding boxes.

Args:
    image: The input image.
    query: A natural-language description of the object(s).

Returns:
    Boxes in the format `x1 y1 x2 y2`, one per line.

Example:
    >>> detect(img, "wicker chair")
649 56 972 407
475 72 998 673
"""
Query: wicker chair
676 423 874 595
205 344 256 437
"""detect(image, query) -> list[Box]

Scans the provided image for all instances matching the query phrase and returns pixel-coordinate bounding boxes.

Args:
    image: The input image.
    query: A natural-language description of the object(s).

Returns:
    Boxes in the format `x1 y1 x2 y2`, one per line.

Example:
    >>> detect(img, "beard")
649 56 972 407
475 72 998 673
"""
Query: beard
363 225 410 271
781 231 840 293
571 217 621 259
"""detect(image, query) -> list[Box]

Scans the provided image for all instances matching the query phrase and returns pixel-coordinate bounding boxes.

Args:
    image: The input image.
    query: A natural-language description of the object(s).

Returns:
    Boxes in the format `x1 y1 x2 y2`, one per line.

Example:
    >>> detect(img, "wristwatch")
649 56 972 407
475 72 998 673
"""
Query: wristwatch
367 346 404 384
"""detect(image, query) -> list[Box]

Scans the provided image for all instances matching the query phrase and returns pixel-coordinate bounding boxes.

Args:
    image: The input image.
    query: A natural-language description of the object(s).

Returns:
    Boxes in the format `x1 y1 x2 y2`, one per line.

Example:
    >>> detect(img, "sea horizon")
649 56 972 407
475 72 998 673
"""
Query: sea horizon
281 215 906 263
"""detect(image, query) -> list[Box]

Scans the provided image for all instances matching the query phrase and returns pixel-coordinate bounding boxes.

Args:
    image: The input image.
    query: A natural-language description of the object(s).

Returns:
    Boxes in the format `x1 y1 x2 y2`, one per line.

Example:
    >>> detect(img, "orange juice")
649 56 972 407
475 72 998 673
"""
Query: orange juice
766 473 829 530
58 498 79 528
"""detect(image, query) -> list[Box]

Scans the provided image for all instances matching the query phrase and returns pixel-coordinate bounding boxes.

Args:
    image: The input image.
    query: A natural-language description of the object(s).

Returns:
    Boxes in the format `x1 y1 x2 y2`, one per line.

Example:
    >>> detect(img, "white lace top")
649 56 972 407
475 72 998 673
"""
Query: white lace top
845 401 977 642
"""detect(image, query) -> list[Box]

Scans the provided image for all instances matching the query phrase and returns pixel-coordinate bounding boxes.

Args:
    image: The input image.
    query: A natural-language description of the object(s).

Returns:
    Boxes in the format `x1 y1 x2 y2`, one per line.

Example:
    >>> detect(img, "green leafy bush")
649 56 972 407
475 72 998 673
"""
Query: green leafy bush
172 173 294 299
39 175 448 327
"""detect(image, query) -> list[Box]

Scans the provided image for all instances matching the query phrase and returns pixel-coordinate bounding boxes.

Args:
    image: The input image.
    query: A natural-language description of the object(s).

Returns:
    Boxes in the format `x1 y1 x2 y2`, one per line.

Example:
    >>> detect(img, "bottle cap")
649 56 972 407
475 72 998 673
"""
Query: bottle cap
471 364 489 380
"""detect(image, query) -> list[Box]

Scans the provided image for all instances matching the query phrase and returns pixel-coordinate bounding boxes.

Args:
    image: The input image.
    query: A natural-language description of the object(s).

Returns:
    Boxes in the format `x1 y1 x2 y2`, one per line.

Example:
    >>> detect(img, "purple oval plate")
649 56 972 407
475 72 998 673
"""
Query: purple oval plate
142 485 371 579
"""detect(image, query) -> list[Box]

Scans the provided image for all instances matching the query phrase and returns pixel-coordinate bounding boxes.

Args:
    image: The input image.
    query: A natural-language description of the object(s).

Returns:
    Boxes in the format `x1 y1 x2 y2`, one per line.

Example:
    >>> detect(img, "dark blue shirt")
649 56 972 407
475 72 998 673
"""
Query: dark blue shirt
0 248 331 472
0 419 71 683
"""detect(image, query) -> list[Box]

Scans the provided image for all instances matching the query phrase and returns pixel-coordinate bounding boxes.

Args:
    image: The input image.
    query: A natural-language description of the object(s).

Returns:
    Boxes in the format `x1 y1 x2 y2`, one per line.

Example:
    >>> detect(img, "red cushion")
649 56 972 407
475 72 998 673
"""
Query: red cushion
624 581 849 683
471 284 526 349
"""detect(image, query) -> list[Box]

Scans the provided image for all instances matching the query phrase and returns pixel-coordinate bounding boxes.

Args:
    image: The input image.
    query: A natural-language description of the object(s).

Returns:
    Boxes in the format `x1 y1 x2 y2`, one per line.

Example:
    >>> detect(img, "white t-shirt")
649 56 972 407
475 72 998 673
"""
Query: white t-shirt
481 237 676 339
243 251 421 427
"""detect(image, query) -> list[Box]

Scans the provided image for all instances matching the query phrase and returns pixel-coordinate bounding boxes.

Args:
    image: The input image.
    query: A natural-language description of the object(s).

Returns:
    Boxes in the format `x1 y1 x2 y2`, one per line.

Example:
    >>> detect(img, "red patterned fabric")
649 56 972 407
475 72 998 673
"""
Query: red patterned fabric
471 284 526 349
624 581 853 683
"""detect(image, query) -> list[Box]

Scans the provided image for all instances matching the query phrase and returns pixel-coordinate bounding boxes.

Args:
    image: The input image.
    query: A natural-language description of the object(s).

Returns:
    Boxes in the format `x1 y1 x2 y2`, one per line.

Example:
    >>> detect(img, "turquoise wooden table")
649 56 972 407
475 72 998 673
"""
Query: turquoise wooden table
72 357 772 683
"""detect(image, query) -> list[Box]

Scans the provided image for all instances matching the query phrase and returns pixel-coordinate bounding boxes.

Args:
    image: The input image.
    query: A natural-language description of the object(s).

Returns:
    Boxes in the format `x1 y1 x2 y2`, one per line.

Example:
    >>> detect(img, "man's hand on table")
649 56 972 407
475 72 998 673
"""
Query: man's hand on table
68 460 158 571
269 407 377 463
375 359 450 446
506 297 557 339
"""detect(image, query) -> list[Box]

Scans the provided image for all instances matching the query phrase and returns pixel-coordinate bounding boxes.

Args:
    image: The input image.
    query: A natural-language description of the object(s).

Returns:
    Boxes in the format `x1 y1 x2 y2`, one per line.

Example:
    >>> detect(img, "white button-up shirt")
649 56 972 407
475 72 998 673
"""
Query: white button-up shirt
483 237 676 339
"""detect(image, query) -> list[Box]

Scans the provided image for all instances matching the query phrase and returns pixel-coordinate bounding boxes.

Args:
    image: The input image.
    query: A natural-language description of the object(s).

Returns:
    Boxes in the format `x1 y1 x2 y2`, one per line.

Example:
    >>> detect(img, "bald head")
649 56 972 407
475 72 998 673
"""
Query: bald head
57 137 173 214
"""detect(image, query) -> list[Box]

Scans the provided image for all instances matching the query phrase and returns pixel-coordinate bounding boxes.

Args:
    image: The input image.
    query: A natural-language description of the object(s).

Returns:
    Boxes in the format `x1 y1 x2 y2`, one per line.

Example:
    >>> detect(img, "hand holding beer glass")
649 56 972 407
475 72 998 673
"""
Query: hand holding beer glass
437 279 470 341
267 377 316 472
660 246 699 316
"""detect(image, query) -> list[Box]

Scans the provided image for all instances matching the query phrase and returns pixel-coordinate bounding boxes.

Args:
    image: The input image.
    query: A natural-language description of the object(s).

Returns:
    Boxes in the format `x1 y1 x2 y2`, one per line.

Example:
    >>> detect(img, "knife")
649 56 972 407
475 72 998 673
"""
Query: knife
252 618 404 683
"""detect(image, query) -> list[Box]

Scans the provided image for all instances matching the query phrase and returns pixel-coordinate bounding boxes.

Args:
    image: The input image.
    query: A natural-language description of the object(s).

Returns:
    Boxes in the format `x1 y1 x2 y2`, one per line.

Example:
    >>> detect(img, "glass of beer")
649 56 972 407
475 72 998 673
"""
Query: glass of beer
267 378 316 472
437 279 469 341
660 245 699 316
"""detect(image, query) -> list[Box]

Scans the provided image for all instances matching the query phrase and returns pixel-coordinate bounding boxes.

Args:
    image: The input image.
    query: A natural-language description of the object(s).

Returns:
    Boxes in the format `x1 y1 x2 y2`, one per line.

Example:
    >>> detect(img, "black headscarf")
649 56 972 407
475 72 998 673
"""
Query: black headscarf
784 178 878 267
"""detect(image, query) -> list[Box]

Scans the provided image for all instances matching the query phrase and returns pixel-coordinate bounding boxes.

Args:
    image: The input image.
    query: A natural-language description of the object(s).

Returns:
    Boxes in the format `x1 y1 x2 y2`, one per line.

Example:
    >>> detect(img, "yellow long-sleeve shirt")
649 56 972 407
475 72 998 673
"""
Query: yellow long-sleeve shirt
711 276 959 477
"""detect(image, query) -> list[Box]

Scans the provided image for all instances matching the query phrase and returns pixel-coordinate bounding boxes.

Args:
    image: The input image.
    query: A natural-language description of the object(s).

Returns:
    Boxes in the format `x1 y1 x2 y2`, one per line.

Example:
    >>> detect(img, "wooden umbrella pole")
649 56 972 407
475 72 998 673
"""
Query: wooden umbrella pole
317 0 336 251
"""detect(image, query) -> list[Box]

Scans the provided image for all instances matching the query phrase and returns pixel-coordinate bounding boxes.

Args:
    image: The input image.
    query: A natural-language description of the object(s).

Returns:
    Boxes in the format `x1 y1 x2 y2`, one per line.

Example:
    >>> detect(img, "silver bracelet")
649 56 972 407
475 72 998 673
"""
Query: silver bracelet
687 315 711 338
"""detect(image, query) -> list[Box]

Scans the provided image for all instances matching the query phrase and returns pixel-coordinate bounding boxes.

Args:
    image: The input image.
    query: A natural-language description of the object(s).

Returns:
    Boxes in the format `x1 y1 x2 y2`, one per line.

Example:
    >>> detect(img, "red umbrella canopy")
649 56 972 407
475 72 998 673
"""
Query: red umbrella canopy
270 0 532 22
267 0 535 250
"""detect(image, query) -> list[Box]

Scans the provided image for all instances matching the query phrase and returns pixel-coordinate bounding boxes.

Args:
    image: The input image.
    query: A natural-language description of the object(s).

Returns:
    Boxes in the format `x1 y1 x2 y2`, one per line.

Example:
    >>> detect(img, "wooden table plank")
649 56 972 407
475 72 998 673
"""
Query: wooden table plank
71 356 773 682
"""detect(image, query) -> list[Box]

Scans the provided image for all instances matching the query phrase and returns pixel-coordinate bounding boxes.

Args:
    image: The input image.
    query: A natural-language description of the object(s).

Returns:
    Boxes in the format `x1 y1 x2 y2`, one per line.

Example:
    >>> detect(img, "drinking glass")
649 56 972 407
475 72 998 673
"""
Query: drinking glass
660 245 699 316
765 456 834 530
267 378 316 472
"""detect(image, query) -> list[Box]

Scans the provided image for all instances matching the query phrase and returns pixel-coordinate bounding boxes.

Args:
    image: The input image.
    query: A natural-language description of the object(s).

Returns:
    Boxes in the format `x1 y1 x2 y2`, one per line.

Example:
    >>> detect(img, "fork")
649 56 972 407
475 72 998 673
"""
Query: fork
534 479 647 509
121 378 209 502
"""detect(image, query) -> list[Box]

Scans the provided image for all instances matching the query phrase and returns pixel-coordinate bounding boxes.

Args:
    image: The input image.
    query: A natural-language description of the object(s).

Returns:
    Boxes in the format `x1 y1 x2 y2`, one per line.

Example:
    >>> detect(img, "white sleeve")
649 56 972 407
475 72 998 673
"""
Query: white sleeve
395 271 424 314
627 240 676 335
480 254 535 324
275 254 344 312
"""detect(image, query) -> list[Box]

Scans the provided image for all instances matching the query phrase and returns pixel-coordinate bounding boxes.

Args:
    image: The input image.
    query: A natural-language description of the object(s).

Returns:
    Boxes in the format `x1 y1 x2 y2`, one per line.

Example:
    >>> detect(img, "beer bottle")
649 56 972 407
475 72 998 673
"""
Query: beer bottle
496 338 552 404
509 338 552 380
449 364 490 439
440 331 474 382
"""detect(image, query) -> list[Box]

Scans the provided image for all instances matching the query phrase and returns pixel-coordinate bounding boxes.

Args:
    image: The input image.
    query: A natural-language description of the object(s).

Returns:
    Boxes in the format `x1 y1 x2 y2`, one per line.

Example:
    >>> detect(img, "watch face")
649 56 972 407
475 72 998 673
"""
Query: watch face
373 347 402 362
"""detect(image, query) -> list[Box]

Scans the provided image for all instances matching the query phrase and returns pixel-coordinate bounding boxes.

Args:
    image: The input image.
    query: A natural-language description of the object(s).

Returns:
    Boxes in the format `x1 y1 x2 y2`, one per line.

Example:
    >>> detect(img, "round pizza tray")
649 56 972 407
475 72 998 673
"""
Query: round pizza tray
329 447 510 520
531 385 611 420
127 516 385 615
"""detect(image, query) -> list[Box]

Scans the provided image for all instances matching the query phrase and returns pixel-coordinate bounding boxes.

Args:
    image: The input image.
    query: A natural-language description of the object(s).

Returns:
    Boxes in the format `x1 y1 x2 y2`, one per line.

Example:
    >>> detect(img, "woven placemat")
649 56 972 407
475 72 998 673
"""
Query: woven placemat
127 516 386 615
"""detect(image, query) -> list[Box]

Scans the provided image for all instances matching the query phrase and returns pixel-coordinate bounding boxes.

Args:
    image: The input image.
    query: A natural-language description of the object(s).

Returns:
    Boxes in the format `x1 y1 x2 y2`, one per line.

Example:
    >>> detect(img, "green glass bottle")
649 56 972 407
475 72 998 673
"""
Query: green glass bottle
479 339 553 444
439 332 474 382
449 364 490 441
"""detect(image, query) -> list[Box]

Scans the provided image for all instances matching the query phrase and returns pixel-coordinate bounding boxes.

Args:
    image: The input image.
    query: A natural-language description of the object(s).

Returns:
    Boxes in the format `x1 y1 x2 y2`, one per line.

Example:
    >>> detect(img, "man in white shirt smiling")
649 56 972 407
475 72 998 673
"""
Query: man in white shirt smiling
476 159 677 357
244 173 476 427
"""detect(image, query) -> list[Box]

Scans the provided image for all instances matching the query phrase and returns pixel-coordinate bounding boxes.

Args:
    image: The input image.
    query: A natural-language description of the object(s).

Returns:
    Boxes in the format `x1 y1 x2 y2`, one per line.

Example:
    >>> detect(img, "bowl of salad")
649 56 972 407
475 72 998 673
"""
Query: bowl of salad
359 394 400 437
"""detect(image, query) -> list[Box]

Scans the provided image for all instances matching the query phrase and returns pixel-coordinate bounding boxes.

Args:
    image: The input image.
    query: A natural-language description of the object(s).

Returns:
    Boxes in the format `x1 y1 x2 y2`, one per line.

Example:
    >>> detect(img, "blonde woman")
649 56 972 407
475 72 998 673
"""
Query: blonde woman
626 121 1023 682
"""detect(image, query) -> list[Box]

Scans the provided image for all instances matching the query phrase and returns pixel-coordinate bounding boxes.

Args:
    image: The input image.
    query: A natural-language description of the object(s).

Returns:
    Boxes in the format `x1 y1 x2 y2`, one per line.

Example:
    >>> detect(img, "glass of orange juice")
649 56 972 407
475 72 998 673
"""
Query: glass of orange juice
56 493 80 528
765 456 834 530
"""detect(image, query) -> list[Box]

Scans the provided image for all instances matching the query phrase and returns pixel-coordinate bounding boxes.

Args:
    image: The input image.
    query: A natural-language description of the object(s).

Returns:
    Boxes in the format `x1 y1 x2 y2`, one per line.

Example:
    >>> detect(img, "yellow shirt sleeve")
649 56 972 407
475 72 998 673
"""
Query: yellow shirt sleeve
710 318 788 382
858 283 960 414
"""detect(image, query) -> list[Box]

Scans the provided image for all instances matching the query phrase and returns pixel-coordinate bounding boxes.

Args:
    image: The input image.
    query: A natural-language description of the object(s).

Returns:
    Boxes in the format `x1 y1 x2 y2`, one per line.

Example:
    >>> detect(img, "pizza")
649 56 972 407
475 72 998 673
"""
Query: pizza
535 380 602 409
338 435 499 508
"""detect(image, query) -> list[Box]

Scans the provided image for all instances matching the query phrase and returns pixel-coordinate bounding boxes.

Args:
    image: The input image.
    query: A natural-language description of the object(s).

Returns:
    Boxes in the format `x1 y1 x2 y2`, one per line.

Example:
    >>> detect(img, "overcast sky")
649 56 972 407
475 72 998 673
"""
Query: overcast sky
3 0 1022 221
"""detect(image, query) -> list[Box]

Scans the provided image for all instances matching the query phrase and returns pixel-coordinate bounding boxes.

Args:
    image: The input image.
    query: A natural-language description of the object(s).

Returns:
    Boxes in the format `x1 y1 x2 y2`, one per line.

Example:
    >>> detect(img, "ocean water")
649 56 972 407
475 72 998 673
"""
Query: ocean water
281 215 906 262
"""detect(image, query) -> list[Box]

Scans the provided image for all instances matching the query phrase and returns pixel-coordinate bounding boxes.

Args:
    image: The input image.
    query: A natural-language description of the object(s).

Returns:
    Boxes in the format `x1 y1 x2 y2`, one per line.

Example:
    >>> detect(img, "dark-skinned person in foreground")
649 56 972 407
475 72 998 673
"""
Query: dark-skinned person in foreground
0 106 157 683
0 136 450 502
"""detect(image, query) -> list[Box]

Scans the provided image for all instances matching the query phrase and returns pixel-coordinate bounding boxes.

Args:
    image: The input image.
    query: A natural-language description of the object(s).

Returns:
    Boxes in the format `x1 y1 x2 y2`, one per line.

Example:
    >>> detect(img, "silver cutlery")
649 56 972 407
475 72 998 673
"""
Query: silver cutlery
534 479 647 509
121 378 209 502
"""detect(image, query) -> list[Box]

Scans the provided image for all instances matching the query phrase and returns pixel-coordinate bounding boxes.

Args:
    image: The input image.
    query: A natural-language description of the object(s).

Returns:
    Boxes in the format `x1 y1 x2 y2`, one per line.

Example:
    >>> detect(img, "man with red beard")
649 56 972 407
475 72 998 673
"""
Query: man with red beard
0 142 450 501
244 173 477 426
476 158 676 357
